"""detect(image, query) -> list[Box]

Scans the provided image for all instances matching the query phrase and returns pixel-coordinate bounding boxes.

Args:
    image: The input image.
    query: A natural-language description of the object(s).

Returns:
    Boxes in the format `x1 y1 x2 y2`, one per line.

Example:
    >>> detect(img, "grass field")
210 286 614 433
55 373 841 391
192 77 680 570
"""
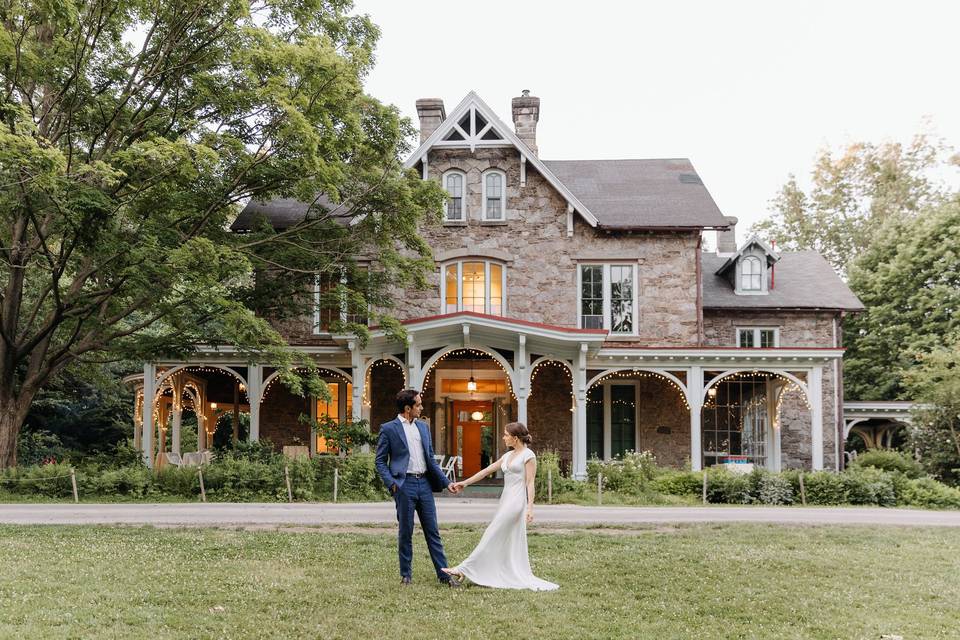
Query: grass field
1 523 958 639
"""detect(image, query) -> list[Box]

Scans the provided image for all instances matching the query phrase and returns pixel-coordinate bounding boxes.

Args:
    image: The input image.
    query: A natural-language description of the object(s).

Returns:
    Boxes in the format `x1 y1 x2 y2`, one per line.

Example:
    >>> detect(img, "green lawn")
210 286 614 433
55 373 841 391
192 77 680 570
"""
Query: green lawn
1 523 958 639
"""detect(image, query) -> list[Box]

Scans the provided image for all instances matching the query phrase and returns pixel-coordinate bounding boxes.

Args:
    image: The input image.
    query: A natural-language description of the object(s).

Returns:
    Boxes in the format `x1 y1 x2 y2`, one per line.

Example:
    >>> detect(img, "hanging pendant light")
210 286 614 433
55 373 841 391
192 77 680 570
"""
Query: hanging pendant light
467 358 477 393
470 410 484 421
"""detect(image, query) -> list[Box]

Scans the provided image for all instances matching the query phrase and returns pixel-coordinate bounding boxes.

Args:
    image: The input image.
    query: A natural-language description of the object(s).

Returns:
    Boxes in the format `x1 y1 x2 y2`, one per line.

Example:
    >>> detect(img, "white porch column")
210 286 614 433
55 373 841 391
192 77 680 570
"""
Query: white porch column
572 343 588 480
516 335 528 425
810 365 824 470
248 364 262 442
171 375 182 456
688 366 703 472
349 342 364 423
141 363 156 468
407 335 421 390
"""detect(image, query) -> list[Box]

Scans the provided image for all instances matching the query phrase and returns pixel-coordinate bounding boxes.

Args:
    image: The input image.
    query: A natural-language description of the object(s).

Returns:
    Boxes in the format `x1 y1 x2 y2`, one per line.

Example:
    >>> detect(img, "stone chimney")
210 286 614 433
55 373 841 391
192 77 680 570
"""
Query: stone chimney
511 90 540 155
716 216 739 254
415 98 446 144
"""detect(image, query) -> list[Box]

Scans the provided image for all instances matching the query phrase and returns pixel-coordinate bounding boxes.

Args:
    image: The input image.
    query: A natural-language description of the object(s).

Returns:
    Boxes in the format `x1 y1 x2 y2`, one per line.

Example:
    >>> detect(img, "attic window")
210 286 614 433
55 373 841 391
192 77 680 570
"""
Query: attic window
443 170 466 221
741 256 762 291
482 170 505 220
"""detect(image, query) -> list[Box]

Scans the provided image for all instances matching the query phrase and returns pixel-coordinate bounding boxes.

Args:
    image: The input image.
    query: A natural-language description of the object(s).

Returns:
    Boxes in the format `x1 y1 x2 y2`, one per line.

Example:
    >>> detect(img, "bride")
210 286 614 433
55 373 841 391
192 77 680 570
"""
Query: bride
442 421 558 591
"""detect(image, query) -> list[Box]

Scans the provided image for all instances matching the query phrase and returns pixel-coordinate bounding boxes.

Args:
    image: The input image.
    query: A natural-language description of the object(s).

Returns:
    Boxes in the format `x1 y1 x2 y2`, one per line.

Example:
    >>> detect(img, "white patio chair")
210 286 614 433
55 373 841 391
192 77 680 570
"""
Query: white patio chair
181 452 203 467
442 456 458 482
164 452 183 468
433 454 445 467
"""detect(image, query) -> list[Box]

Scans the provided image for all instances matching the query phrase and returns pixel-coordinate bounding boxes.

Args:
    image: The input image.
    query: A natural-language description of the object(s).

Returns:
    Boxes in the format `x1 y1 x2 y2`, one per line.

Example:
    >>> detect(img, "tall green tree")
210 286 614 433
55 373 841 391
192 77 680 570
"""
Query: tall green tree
844 198 960 400
751 135 957 277
0 0 445 468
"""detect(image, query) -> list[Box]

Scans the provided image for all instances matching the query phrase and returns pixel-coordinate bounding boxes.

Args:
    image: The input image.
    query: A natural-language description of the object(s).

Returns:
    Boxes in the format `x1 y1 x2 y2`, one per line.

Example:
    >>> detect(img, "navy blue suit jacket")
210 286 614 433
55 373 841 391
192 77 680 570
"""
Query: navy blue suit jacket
375 417 450 493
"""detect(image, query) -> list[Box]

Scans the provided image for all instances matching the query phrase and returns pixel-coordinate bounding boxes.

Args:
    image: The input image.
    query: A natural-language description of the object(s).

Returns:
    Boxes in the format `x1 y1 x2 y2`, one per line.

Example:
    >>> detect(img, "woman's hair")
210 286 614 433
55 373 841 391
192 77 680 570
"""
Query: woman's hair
395 389 420 414
505 421 532 445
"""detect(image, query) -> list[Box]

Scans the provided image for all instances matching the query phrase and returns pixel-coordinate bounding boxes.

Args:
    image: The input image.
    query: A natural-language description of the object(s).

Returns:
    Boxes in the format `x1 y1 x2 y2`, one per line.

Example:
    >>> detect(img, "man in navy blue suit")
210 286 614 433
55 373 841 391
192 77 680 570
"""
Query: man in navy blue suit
375 388 462 586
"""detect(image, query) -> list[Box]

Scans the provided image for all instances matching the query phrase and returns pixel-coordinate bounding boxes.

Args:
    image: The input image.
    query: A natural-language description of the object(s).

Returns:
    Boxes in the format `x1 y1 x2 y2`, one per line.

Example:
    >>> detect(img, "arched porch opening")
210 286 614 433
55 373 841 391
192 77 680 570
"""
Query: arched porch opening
701 370 812 470
420 347 516 478
584 368 690 467
259 366 352 453
528 359 574 473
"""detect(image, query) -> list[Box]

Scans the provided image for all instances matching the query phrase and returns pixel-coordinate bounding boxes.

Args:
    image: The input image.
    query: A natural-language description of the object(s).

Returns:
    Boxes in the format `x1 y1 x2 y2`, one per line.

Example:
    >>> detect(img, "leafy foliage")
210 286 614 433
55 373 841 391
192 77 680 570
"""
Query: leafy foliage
0 0 446 467
850 449 925 479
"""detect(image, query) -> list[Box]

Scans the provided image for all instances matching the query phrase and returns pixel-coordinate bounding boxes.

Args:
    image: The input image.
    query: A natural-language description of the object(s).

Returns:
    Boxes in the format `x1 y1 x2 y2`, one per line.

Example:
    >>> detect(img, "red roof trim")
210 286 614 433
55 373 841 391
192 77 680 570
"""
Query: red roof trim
599 344 846 351
397 311 608 335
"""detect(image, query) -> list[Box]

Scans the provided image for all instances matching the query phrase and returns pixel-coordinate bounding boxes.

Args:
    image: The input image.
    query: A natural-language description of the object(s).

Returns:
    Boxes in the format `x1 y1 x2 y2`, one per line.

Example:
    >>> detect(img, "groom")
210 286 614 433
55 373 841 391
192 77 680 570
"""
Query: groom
375 388 462 587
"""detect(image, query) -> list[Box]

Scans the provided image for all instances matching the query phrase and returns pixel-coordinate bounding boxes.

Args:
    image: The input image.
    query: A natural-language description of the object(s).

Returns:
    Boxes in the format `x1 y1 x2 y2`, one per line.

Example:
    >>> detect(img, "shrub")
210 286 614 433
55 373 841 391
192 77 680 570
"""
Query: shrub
757 473 794 505
798 471 844 505
840 466 897 506
651 470 703 496
851 449 924 479
337 453 389 501
535 451 579 500
0 462 74 497
899 477 960 509
704 467 752 504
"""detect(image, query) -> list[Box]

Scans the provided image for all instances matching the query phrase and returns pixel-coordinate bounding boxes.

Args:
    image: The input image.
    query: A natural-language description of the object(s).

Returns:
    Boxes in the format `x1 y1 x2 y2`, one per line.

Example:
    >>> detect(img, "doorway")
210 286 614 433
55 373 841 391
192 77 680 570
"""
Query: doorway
452 400 494 477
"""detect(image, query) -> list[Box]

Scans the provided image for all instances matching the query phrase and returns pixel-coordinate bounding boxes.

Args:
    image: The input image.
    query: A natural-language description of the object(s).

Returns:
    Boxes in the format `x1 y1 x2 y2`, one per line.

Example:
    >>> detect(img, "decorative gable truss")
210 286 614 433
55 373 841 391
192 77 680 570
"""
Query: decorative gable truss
404 91 599 233
715 236 781 295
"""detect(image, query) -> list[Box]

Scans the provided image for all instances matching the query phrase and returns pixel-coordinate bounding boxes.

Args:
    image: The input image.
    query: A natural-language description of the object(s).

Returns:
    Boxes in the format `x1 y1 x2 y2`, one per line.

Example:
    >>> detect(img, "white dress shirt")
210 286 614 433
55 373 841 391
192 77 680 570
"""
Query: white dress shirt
398 414 427 474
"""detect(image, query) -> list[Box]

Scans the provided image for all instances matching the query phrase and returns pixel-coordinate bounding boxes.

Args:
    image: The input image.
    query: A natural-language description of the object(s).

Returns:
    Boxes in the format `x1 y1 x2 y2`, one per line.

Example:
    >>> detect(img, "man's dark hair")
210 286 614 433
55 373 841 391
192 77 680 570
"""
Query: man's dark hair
396 389 421 414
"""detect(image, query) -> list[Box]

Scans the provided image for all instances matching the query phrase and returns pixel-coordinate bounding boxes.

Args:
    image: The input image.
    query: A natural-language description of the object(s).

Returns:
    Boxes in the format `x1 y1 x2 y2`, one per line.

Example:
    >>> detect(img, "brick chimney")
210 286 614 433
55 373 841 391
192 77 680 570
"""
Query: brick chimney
511 90 540 155
716 216 739 254
415 98 445 144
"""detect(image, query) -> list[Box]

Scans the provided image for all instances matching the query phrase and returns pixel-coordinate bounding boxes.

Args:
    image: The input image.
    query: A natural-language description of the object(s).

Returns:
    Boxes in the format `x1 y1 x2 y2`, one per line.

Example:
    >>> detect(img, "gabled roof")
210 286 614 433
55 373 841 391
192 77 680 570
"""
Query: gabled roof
231 194 339 232
404 91 600 228
543 159 729 230
715 235 781 276
702 250 864 310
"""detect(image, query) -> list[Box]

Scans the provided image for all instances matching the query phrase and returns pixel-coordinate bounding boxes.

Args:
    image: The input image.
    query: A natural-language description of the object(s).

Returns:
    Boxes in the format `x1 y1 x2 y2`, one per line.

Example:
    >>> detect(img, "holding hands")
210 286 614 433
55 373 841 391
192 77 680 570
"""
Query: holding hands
448 482 464 494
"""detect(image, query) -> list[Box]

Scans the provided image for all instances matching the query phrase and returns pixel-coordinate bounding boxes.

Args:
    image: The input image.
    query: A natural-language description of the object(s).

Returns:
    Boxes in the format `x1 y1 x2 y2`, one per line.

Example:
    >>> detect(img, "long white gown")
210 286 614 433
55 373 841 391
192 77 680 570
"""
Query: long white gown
453 448 559 591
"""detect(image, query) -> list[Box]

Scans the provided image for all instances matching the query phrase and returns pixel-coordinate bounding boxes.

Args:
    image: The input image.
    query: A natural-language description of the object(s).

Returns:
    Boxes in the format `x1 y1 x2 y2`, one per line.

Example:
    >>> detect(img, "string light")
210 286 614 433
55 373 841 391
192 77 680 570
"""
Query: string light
363 358 406 407
589 369 690 410
420 348 516 400
260 366 351 402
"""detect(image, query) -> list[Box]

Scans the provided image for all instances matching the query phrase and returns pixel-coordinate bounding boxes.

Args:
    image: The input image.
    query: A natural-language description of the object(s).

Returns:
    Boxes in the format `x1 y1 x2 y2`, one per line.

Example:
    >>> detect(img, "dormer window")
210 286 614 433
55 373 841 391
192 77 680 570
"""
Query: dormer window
482 170 505 220
443 170 466 222
741 256 762 291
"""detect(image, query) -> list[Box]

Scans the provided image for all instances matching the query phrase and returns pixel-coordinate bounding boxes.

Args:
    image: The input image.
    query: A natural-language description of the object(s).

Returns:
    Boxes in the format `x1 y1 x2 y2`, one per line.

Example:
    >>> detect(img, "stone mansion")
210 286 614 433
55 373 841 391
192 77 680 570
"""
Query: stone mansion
129 91 865 480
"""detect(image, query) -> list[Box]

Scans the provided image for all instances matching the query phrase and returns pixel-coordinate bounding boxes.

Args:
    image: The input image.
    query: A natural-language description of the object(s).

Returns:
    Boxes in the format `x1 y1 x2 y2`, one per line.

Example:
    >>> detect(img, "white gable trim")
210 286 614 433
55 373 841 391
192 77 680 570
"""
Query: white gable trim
404 91 599 228
715 234 781 276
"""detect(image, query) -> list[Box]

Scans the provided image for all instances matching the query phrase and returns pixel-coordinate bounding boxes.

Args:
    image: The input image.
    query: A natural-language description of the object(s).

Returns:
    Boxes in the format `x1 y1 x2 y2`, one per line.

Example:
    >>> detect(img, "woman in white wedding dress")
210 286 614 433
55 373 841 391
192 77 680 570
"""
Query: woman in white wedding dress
441 422 558 591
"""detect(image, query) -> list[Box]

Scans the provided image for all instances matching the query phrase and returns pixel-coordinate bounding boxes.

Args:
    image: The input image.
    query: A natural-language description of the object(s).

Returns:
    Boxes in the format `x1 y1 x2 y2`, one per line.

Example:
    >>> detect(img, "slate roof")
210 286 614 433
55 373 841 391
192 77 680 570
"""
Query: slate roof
231 194 340 232
702 250 864 311
542 159 729 229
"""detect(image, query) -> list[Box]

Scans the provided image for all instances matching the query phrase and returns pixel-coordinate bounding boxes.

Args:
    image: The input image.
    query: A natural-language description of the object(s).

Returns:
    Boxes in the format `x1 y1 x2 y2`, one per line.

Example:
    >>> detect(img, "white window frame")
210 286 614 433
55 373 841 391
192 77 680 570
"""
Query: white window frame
314 267 369 334
442 169 467 222
481 169 506 221
736 327 780 348
439 259 507 316
576 263 639 335
736 254 767 294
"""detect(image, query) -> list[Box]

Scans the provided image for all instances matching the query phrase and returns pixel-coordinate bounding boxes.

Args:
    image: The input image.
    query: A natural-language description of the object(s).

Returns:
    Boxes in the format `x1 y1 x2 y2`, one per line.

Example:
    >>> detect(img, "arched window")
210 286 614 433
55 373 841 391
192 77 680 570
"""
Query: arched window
741 256 762 291
482 170 506 221
443 170 466 221
441 260 506 316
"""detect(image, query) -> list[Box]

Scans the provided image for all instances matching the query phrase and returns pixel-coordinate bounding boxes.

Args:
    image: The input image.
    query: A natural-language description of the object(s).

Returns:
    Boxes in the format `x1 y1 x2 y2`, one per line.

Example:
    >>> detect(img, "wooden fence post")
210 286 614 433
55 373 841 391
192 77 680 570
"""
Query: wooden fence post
284 465 293 503
198 468 206 502
597 472 603 506
333 466 339 503
70 468 79 503
799 471 807 506
547 469 553 504
702 471 708 504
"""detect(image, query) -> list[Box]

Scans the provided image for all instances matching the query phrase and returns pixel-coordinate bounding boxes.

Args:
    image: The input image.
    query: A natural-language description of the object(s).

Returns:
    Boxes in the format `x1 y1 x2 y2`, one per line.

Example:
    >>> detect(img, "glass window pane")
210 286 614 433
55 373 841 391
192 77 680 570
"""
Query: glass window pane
587 386 604 459
461 262 485 313
759 329 775 348
738 329 754 348
490 264 503 315
316 383 340 453
580 265 603 329
610 384 636 458
445 265 458 313
610 265 633 333
485 173 503 219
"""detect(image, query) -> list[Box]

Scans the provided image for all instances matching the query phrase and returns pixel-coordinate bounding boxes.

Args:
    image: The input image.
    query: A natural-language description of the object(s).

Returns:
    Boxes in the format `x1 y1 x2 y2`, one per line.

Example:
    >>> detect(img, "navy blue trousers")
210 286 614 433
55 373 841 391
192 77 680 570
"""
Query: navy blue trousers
394 476 449 581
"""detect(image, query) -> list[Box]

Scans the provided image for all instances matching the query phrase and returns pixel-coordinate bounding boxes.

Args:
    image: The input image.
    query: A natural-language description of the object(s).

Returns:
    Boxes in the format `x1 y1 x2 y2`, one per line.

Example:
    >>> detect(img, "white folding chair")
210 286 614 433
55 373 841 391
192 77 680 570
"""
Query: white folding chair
164 452 183 468
182 452 202 467
433 454 446 467
442 456 458 482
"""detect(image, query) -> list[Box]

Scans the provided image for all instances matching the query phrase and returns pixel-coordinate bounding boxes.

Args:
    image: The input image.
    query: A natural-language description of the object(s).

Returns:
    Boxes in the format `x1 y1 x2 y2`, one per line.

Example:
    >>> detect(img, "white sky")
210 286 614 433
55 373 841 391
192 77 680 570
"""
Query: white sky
353 0 960 244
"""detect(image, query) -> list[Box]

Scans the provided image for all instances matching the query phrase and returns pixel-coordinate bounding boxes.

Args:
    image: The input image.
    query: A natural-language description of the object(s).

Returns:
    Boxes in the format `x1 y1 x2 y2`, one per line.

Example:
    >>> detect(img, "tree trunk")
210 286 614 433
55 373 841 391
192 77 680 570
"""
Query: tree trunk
0 404 23 469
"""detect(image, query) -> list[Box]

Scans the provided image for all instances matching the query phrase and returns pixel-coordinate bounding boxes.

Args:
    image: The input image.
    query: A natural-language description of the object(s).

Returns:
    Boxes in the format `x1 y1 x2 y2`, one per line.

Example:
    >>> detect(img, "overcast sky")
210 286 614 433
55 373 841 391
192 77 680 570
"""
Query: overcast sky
353 0 960 244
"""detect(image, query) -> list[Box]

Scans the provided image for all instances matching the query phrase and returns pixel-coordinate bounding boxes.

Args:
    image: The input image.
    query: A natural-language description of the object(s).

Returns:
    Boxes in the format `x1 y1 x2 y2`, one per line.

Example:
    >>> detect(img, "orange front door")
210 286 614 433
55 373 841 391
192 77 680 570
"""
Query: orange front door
452 401 492 478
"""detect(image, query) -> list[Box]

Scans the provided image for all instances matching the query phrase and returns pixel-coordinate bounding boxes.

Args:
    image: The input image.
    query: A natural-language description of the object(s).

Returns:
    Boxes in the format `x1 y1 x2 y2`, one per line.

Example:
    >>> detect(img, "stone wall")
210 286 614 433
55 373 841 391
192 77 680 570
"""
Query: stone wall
529 364 573 469
637 377 691 468
259 383 312 449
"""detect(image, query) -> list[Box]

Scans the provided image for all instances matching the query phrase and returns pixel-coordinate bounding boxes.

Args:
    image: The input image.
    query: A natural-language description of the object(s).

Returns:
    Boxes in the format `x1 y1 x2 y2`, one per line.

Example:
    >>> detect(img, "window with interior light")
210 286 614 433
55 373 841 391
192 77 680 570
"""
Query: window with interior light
441 260 506 316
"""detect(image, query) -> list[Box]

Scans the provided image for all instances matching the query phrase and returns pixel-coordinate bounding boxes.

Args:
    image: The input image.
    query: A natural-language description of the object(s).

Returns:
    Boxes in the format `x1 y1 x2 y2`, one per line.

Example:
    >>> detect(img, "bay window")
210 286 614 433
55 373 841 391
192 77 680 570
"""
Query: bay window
442 260 506 316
